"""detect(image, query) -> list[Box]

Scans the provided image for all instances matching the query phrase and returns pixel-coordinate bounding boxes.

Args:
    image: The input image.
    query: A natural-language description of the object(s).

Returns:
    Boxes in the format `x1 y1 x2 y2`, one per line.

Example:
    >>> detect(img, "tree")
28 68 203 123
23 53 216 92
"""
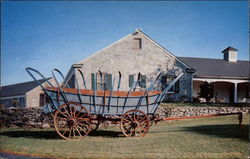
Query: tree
199 82 214 102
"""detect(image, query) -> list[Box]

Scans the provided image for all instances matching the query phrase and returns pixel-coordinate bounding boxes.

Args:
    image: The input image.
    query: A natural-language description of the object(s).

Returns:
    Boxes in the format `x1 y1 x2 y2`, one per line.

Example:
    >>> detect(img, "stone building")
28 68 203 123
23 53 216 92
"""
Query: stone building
64 29 250 103
64 29 196 102
0 78 52 108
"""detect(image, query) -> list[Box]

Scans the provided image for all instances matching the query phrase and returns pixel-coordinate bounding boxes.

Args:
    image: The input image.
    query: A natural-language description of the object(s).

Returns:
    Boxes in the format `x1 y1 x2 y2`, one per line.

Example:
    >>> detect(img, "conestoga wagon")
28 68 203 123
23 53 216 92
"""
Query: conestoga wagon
26 67 183 140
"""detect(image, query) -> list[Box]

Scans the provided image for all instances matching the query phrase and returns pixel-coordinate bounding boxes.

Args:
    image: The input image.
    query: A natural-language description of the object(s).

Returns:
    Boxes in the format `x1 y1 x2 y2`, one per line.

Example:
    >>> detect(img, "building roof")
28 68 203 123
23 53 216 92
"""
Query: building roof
221 46 238 53
178 57 250 79
0 78 51 98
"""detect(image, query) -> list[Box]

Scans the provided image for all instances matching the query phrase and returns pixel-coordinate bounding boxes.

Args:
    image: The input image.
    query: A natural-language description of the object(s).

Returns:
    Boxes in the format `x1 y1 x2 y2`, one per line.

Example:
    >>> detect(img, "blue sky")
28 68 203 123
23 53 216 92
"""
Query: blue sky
2 1 248 85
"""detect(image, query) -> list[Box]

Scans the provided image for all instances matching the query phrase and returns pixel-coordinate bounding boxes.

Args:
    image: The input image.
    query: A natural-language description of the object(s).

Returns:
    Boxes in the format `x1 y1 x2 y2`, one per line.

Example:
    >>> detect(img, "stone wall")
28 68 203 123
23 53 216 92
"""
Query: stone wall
1 106 249 128
156 106 250 119
0 108 53 128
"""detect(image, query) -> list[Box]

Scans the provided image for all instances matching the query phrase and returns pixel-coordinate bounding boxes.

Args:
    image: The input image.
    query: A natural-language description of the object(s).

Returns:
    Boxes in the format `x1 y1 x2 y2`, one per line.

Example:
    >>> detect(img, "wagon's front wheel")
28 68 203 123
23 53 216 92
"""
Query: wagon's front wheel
120 110 150 137
54 102 91 140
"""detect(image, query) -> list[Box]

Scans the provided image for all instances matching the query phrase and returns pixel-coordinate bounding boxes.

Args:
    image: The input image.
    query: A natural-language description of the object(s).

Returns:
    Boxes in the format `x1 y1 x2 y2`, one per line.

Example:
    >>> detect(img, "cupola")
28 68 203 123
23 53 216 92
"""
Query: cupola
221 46 238 62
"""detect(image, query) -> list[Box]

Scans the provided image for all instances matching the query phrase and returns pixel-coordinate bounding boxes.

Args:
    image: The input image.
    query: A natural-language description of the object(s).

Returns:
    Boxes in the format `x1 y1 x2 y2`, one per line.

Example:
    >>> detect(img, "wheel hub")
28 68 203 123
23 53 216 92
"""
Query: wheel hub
68 119 76 127
132 122 138 128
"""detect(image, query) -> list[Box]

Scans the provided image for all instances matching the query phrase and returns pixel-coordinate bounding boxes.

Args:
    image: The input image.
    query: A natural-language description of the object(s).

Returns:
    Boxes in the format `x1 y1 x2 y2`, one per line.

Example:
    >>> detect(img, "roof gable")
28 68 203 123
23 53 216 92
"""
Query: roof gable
77 29 192 69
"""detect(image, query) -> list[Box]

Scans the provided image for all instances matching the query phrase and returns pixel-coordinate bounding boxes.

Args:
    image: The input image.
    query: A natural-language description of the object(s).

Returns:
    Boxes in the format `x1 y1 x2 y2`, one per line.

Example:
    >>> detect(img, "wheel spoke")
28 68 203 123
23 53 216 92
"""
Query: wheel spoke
58 110 70 119
68 127 72 139
136 127 143 135
72 126 76 139
75 126 82 136
69 105 73 118
77 113 88 119
63 106 71 118
62 129 68 136
57 116 68 121
76 123 87 134
75 107 84 118
136 114 140 121
73 106 77 118
122 118 131 123
123 122 132 127
127 114 134 122
138 116 146 123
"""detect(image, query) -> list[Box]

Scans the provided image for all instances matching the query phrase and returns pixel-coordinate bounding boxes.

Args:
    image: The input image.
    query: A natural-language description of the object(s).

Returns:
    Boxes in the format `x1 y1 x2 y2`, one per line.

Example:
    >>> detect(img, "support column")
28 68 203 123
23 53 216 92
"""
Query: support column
234 83 238 103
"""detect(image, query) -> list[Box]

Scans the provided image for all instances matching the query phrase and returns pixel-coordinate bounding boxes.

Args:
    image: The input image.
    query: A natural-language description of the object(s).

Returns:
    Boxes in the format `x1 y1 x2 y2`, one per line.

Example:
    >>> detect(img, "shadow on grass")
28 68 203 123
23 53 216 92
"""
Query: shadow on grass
0 130 60 139
183 124 249 141
1 124 248 140
0 129 123 139
151 124 249 141
89 130 123 137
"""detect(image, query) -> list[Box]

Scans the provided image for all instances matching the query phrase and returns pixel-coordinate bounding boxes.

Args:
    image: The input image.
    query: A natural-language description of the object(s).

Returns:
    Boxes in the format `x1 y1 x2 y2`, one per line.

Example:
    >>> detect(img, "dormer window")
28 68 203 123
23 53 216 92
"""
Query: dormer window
133 38 142 50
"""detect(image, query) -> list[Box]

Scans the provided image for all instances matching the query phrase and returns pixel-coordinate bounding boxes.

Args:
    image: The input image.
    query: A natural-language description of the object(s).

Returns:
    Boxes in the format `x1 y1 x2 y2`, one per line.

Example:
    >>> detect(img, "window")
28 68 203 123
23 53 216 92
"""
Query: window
139 75 146 88
128 74 146 88
162 75 179 93
91 73 112 90
40 93 50 107
133 38 142 50
129 75 134 88
11 98 19 106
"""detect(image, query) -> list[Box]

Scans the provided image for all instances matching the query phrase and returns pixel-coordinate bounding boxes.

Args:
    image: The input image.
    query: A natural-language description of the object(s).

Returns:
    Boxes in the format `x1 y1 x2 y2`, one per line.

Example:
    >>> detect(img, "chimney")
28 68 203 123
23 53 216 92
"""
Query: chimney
221 46 238 62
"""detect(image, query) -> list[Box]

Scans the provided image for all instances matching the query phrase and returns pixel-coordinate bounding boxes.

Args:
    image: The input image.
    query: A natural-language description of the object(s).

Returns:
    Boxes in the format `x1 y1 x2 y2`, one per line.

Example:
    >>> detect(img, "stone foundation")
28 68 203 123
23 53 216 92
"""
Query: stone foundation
1 106 249 128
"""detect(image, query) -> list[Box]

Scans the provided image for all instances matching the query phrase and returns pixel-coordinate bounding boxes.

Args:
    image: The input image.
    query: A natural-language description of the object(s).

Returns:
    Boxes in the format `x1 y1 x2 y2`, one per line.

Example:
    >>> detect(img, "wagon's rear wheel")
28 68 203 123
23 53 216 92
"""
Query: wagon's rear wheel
54 102 91 140
120 110 150 137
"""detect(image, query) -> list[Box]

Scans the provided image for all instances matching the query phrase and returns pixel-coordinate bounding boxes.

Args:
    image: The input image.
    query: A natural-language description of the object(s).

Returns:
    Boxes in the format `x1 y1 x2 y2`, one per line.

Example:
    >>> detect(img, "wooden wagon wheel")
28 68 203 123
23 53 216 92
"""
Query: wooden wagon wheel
120 110 150 137
54 102 91 140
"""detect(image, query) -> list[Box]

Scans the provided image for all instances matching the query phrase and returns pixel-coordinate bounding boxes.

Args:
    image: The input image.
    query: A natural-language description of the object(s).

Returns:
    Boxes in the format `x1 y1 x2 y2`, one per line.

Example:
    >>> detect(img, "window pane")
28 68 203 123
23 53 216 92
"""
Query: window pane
140 75 146 88
105 74 112 90
91 73 95 90
129 75 134 87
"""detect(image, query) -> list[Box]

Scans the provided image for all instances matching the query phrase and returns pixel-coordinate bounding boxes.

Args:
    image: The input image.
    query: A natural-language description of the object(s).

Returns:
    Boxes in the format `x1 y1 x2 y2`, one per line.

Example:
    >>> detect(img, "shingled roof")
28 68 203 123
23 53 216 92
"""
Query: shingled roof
0 78 51 98
178 57 250 79
221 46 238 53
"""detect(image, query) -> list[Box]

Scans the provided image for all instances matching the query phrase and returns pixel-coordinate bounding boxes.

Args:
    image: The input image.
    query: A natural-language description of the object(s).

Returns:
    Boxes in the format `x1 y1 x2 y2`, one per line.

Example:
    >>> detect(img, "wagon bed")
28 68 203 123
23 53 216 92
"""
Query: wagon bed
46 87 162 116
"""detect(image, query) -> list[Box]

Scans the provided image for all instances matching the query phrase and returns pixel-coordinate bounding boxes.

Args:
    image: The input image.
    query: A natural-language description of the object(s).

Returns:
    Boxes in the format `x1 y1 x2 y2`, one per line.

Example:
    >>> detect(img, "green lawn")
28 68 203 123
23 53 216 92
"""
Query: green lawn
0 114 249 159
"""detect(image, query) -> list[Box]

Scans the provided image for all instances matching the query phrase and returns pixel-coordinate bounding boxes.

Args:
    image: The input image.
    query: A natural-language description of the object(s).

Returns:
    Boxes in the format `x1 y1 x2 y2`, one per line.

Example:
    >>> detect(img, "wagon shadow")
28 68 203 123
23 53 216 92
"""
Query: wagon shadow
0 129 123 139
0 130 60 139
183 124 249 141
150 124 249 141
89 130 123 138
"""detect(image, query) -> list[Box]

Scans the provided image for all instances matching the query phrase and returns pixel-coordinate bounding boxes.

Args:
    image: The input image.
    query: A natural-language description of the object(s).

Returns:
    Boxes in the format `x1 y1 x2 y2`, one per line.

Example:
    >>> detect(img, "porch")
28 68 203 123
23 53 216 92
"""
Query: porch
193 78 250 103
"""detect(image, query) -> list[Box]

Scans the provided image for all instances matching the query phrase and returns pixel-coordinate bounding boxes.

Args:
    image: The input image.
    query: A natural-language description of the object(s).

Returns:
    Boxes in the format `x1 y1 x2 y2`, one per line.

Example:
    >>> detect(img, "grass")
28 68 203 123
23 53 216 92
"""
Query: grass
0 114 249 159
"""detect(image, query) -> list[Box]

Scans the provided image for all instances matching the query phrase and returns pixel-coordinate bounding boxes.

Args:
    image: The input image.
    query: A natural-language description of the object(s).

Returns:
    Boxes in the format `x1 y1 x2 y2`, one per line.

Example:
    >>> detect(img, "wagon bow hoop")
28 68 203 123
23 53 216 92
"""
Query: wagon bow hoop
25 67 57 110
25 67 54 89
52 69 69 103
